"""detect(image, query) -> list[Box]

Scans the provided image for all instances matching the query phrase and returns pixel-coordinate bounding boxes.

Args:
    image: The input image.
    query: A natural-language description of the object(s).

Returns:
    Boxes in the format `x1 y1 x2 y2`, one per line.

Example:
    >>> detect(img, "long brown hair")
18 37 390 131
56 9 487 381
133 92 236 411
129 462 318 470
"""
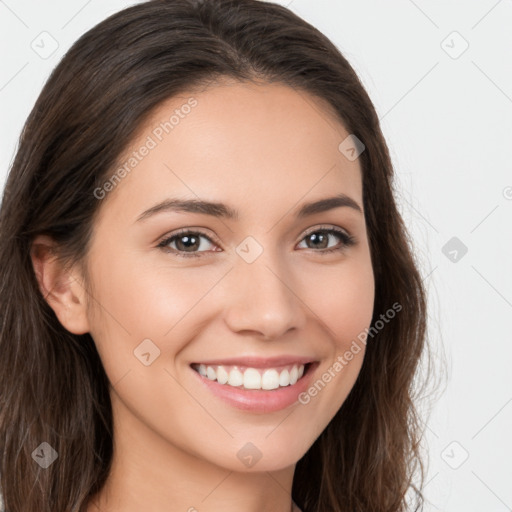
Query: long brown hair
0 1 438 510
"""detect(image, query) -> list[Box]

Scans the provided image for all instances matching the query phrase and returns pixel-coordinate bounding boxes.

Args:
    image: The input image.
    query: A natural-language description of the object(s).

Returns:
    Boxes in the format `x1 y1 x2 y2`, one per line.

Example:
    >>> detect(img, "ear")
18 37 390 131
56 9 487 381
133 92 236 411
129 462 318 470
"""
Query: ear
30 234 90 335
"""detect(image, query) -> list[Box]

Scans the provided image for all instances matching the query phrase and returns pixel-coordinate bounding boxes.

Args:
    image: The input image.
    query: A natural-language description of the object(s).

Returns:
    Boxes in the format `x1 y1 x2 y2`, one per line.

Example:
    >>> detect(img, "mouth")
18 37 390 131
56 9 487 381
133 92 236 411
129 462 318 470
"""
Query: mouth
189 358 319 413
190 361 314 390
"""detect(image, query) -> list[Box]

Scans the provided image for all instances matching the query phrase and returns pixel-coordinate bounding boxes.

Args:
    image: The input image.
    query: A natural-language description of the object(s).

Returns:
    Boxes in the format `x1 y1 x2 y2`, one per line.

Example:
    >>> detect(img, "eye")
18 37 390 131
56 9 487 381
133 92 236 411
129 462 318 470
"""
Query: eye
297 226 356 255
157 229 219 258
157 225 356 258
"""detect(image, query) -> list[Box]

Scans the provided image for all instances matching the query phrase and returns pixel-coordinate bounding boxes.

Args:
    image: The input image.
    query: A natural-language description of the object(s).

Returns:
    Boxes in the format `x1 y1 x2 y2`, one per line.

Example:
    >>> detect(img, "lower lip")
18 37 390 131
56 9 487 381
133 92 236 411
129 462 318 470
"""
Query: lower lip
190 363 318 413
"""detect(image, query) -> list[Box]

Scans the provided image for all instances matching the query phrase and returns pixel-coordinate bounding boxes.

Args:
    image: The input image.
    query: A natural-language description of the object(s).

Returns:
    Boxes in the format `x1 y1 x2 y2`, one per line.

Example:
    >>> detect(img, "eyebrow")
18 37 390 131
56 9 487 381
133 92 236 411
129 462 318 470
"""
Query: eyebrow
135 193 363 223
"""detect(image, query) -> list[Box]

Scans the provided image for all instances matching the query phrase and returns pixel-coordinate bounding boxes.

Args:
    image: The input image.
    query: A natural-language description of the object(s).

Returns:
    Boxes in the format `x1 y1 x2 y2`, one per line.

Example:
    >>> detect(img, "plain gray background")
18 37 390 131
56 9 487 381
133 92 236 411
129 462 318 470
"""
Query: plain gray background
1 1 511 511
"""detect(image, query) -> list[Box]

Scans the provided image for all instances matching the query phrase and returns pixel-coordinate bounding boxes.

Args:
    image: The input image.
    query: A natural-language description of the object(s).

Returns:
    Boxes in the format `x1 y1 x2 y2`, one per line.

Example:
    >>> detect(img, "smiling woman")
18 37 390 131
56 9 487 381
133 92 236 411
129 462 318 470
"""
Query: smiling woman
0 1 431 512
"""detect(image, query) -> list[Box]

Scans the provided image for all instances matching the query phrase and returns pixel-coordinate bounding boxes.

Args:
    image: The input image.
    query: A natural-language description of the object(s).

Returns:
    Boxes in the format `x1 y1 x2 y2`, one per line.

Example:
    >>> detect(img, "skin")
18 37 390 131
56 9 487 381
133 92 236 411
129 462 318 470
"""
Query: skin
31 79 375 512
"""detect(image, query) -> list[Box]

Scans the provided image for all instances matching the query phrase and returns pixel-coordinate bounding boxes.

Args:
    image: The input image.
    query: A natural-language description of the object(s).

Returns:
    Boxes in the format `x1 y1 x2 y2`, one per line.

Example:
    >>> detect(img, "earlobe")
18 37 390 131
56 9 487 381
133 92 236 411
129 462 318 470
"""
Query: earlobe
30 234 90 335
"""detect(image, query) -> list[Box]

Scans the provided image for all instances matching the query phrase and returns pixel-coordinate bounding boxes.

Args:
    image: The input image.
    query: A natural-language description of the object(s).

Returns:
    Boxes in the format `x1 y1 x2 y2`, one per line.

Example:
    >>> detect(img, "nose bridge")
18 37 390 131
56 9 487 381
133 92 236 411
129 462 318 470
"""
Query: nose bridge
222 240 305 339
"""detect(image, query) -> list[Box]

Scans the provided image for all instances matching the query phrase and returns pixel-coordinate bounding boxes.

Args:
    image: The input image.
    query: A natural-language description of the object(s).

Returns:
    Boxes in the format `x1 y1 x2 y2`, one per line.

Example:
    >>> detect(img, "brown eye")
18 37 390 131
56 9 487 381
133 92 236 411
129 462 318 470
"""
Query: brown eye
157 230 218 258
297 227 356 254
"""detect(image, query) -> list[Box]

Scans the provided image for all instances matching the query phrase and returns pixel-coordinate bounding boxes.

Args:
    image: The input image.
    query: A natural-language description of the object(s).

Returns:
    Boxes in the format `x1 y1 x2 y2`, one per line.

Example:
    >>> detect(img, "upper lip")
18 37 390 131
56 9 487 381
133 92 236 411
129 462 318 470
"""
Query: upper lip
190 355 316 368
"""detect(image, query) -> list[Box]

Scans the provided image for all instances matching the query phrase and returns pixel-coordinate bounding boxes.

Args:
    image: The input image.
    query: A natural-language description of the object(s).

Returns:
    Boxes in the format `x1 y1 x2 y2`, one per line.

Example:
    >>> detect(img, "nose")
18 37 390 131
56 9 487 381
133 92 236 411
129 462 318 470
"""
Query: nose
222 252 307 341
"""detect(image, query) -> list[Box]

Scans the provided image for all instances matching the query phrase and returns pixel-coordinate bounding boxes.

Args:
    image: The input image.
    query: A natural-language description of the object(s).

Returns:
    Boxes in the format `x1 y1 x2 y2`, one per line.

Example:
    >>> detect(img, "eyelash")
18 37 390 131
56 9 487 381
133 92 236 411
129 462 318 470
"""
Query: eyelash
156 225 356 259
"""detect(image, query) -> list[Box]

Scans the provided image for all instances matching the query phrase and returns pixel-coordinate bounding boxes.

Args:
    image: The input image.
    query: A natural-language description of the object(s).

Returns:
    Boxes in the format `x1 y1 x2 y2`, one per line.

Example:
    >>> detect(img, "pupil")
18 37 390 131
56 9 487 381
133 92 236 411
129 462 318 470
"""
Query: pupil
309 232 327 249
178 235 198 251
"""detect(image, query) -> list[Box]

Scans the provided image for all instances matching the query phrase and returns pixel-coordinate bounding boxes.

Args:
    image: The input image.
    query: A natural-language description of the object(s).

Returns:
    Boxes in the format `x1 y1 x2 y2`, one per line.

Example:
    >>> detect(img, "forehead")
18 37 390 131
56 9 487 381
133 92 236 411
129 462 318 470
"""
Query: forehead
98 80 363 223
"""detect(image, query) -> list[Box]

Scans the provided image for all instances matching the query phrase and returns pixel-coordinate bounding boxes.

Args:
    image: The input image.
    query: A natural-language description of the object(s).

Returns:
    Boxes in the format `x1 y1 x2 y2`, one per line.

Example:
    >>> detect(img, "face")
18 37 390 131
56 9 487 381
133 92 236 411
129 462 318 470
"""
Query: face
83 80 375 472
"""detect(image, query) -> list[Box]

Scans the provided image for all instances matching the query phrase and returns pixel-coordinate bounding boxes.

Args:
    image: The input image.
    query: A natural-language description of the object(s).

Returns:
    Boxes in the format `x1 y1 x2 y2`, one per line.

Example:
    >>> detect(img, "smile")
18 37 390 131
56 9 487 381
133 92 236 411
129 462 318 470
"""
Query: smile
191 363 307 390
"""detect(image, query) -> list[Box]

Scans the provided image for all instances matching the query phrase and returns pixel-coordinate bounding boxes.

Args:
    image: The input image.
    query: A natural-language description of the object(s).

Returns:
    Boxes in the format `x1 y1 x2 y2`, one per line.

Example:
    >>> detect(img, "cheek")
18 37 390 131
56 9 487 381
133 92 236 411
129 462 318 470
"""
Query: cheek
92 256 201 328
327 270 374 346
292 254 374 418
85 248 227 376
299 252 375 345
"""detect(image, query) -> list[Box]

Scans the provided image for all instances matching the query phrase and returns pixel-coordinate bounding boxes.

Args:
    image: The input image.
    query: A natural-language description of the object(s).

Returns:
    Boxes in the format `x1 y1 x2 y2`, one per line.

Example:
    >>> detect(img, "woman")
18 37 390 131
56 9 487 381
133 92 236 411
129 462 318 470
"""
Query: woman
0 1 433 511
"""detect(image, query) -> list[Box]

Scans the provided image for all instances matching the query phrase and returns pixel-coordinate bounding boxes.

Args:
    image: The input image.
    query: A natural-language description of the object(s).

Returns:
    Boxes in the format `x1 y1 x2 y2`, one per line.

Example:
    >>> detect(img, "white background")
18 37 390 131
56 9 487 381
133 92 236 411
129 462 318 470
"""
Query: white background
1 1 511 511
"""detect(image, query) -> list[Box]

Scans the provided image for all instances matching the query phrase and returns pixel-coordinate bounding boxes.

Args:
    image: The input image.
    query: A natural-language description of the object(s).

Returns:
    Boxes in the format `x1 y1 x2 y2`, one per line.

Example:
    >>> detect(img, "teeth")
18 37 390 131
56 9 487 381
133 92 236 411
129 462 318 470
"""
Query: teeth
243 368 261 389
261 369 280 390
279 369 290 387
228 368 244 387
194 363 306 390
289 365 298 385
216 365 229 384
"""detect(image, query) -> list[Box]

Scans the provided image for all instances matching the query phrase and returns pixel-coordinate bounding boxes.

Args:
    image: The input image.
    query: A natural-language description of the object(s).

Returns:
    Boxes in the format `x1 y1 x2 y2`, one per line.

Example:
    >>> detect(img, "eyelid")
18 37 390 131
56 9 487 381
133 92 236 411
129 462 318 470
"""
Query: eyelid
157 226 220 245
299 223 351 240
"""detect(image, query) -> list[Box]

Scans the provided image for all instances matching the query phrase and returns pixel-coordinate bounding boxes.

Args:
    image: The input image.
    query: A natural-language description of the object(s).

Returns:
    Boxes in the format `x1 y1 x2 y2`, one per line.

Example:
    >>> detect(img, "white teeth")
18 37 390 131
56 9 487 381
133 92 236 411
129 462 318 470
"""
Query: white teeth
243 368 261 389
194 363 306 390
289 366 298 385
216 366 229 385
261 369 280 390
228 368 243 387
